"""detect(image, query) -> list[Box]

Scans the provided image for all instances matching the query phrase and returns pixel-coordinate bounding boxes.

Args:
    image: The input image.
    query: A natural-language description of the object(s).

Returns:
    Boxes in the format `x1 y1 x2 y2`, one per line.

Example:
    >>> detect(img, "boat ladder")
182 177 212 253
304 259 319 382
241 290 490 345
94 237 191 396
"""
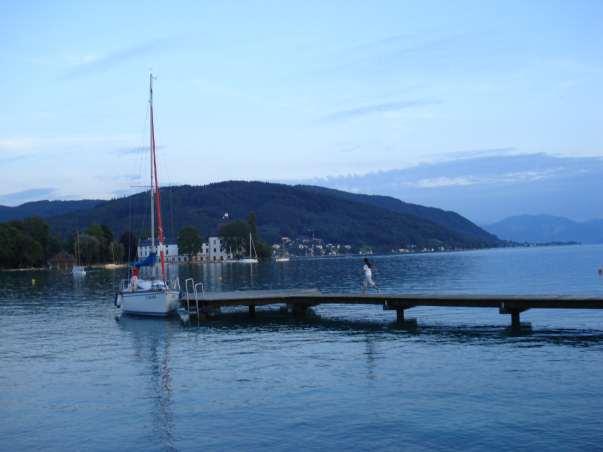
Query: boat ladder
184 278 205 317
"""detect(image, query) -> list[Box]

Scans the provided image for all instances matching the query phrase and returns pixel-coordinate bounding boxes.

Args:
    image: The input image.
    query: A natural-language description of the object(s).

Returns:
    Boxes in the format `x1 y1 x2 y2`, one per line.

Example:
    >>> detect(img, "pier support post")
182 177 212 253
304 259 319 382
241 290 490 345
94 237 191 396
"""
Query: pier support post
511 310 520 329
291 304 309 319
383 302 417 327
499 304 529 331
396 309 405 323
249 304 256 318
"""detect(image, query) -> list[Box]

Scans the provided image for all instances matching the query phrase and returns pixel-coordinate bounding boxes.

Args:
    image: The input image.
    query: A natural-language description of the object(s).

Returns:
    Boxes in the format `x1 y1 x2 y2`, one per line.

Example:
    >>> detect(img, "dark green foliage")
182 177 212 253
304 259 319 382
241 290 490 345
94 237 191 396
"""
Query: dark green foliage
67 224 118 265
0 218 50 268
16 234 43 267
18 217 50 257
47 234 63 258
0 224 19 267
177 226 202 255
119 231 138 262
247 212 257 235
254 240 272 260
0 216 129 268
109 241 125 263
219 215 272 260
219 220 250 257
77 234 101 264
86 223 113 262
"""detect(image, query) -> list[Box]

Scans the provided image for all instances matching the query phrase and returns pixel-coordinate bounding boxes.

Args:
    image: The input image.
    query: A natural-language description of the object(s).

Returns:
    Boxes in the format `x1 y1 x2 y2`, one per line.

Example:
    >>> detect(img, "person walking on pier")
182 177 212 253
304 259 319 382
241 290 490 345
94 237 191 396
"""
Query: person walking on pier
362 258 379 293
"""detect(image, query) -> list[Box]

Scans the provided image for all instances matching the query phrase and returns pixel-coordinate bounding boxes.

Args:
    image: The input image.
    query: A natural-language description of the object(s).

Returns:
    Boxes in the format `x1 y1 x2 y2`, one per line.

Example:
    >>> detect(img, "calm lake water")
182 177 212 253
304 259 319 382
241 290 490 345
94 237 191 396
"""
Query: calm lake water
2 245 603 451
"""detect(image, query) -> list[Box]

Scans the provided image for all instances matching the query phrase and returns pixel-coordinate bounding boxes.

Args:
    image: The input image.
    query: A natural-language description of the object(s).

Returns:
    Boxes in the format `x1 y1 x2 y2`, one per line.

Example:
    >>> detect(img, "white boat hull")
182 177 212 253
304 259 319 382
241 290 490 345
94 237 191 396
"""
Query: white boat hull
238 258 259 264
118 289 180 316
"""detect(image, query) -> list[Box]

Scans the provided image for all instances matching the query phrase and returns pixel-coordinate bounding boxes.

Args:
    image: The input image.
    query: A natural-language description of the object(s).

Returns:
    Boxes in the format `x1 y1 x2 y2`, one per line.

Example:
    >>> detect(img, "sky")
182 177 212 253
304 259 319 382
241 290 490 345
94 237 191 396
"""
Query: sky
1 0 602 205
296 153 603 223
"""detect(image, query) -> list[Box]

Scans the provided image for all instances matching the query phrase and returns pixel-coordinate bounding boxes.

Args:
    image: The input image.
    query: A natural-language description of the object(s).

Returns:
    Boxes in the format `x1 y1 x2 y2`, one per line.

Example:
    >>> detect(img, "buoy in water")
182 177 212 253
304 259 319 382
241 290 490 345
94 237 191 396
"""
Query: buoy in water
31 278 36 285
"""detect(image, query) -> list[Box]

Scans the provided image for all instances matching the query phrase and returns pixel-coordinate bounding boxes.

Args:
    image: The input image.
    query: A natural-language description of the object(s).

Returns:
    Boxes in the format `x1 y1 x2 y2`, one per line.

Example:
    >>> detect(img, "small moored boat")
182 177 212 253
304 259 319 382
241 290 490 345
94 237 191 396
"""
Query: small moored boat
72 231 86 277
238 232 259 264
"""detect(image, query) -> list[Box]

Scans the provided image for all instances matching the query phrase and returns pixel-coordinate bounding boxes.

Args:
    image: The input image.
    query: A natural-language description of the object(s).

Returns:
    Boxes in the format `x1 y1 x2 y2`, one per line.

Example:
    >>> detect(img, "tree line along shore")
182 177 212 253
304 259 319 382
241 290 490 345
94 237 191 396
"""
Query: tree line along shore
0 213 272 270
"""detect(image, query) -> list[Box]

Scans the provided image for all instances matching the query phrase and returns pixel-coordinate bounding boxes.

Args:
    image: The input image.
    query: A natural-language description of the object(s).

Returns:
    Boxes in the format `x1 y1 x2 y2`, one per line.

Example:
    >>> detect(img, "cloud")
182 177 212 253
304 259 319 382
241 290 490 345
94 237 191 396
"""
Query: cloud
60 38 173 79
318 99 441 123
407 176 478 188
0 138 37 152
0 188 56 206
315 31 474 79
392 168 565 189
432 147 518 161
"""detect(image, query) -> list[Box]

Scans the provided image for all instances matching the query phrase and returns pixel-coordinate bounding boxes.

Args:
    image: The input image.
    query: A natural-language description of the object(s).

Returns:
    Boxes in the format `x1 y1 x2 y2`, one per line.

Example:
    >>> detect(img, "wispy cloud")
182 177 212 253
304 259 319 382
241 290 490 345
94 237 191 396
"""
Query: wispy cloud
60 38 173 80
315 31 474 78
430 147 519 162
400 168 565 189
318 99 441 123
0 138 37 152
0 188 56 206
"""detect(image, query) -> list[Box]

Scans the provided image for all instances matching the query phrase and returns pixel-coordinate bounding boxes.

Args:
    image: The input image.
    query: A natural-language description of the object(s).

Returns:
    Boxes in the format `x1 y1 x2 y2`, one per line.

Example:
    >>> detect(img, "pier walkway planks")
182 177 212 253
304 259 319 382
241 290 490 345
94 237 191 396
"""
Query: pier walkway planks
179 289 603 329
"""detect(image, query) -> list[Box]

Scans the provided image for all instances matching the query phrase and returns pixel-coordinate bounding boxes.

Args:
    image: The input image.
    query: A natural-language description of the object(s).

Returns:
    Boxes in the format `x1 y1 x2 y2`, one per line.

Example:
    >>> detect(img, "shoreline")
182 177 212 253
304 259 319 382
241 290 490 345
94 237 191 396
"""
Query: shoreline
0 244 588 272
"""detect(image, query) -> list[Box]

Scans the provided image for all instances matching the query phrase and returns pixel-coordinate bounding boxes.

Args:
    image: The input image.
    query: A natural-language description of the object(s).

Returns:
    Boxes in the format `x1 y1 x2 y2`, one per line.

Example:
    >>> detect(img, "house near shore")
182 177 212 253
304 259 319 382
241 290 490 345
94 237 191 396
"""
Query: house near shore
137 240 182 263
137 237 233 263
198 237 233 262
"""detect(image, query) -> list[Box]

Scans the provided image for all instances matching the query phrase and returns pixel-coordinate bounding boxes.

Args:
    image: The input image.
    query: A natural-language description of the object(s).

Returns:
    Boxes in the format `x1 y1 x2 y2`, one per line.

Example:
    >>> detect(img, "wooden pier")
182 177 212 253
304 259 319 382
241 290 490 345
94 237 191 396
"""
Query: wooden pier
178 288 603 330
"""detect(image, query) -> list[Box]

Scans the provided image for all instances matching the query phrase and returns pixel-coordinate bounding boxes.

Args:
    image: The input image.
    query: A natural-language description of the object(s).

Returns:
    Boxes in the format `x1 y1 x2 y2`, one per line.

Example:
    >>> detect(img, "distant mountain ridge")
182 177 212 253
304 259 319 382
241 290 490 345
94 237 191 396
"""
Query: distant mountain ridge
1 182 500 250
0 200 103 223
484 214 603 244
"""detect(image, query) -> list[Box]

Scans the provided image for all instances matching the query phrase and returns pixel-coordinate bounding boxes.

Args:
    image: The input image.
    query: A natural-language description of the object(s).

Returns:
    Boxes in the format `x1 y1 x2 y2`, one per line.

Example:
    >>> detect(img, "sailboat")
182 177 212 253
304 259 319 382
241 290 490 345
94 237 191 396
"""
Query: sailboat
114 74 180 316
275 237 290 262
238 232 259 264
72 231 86 277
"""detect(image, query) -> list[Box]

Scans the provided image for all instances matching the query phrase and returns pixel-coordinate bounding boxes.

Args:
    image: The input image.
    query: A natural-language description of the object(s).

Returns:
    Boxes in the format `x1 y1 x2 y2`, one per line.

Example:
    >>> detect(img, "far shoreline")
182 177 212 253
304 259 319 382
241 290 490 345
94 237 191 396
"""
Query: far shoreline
1 243 591 273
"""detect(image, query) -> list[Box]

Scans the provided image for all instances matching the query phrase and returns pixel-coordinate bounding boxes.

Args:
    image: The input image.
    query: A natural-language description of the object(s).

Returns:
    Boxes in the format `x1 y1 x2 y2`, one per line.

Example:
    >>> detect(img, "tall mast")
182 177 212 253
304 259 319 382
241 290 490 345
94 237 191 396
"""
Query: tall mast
149 73 155 254
149 72 166 281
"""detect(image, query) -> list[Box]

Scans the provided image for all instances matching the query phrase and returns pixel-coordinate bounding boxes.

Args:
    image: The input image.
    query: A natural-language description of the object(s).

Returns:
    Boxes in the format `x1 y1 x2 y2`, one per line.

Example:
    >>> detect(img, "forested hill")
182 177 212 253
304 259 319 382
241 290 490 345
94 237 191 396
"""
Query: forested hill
296 185 497 245
27 181 500 250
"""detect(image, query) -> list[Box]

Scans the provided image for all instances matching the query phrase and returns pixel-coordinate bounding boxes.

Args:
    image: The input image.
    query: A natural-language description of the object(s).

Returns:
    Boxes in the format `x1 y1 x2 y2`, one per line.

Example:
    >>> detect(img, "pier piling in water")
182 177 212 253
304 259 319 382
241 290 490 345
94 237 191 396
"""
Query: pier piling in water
499 303 530 330
396 308 405 323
